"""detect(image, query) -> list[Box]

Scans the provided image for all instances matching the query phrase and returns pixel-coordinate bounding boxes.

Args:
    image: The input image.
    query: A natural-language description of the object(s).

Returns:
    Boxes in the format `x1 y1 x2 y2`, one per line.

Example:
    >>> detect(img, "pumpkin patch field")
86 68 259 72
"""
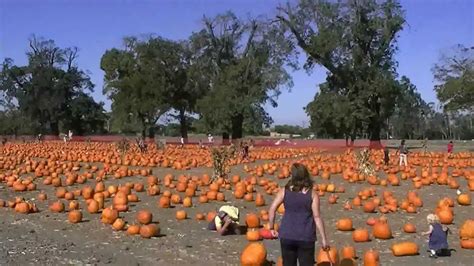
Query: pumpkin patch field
0 140 473 265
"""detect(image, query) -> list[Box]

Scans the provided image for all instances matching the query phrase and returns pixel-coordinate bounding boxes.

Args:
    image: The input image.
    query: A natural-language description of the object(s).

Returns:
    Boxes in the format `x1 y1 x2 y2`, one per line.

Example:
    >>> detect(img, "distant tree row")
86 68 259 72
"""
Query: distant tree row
1 0 472 141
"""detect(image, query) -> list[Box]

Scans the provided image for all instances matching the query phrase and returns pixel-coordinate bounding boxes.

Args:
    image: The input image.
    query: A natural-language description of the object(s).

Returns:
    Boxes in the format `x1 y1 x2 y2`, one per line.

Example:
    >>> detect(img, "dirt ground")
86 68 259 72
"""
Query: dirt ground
0 147 473 266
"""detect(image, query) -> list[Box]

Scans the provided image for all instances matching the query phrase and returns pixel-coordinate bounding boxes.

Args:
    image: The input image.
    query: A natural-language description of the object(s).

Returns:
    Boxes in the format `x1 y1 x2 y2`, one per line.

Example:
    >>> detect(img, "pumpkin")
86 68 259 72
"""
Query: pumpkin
101 206 118 224
341 246 356 259
366 217 377 226
68 200 79 210
49 201 65 213
206 211 217 222
246 213 260 228
258 229 276 240
183 197 192 207
363 249 380 266
246 229 261 241
158 196 170 208
136 210 153 225
437 208 454 224
255 193 265 206
372 218 392 239
316 246 339 265
113 191 128 206
459 219 474 243
352 228 370 242
68 210 82 223
140 224 159 238
403 223 416 233
457 193 471 206
176 210 187 220
460 239 474 249
127 224 141 235
112 218 126 231
87 200 100 213
240 242 267 266
14 202 30 214
363 201 376 213
336 218 353 231
196 213 205 220
38 192 47 201
391 242 419 256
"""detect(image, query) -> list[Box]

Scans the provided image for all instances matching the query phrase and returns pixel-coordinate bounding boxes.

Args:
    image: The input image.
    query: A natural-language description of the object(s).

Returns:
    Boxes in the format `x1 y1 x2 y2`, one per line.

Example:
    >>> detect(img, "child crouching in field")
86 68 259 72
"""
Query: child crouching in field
208 205 241 235
422 214 450 258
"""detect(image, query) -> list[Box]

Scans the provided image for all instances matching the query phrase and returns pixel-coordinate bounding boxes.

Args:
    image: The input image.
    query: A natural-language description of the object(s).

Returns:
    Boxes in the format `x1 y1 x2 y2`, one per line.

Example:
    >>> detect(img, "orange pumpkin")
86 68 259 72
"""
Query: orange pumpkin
136 210 152 225
352 228 370 242
240 242 267 266
68 210 82 223
246 213 260 228
363 249 380 266
391 242 419 256
176 210 187 220
316 246 339 265
336 218 353 231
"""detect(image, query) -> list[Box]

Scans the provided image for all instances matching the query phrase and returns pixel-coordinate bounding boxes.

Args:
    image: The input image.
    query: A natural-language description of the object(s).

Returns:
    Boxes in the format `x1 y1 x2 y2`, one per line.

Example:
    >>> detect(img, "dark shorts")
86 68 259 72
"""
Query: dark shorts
280 238 315 266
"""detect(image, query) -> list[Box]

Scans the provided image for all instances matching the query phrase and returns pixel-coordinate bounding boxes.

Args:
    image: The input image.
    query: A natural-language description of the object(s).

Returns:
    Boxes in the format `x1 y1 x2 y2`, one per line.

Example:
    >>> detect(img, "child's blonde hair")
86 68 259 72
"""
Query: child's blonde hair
427 214 440 224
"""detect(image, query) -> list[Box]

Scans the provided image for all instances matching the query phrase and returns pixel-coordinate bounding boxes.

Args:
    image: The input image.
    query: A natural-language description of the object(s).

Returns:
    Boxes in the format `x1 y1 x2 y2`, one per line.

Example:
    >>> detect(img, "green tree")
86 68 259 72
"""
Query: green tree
305 83 359 144
433 44 474 112
101 37 175 138
192 11 294 140
0 36 102 135
388 76 431 139
277 0 405 146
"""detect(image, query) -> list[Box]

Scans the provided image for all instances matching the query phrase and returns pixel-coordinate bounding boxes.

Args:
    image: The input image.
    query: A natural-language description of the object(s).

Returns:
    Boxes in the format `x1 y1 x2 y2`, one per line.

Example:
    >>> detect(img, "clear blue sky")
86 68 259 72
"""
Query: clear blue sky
1 0 473 125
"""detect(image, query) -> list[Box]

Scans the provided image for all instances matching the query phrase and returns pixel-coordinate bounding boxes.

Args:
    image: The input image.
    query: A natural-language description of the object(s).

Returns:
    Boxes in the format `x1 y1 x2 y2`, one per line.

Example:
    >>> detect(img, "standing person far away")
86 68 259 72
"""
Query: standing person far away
398 139 408 166
447 141 454 154
268 163 329 266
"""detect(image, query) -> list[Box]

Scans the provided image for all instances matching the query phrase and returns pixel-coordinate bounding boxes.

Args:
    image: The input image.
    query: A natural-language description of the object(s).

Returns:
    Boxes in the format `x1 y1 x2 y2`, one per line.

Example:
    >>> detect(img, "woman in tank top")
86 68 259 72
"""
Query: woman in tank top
268 163 329 266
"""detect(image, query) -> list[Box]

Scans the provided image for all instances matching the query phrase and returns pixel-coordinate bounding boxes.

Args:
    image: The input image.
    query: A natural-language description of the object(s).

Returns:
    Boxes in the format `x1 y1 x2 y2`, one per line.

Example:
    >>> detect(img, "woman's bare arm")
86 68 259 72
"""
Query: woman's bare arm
268 188 284 230
312 190 328 247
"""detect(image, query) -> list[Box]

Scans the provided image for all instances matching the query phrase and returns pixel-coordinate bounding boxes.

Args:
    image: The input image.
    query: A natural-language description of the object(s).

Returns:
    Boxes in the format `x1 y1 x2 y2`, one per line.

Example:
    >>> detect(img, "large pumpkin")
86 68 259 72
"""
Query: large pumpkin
391 242 419 256
240 242 267 266
136 210 153 225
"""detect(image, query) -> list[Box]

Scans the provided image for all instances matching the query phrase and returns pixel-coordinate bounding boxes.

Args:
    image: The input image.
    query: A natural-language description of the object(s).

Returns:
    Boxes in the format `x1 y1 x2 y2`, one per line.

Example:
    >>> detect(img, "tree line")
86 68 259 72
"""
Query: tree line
1 0 472 142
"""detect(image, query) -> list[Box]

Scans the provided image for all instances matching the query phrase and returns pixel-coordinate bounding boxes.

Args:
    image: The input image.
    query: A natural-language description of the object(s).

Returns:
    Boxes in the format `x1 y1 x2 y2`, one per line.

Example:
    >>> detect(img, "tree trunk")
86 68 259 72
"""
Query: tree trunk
368 119 382 149
178 108 188 143
147 126 155 139
231 113 244 140
222 132 230 145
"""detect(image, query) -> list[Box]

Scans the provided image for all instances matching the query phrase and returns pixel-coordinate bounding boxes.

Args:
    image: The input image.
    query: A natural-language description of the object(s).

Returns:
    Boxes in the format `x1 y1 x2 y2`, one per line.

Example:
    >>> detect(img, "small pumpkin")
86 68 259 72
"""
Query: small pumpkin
112 218 126 231
457 193 471 206
49 201 65 213
127 224 141 235
352 228 370 242
101 206 118 224
246 229 261 241
176 210 187 220
336 218 353 231
140 224 159 238
136 210 153 225
68 210 82 223
403 223 416 233
363 249 380 266
341 245 356 259
246 213 260 228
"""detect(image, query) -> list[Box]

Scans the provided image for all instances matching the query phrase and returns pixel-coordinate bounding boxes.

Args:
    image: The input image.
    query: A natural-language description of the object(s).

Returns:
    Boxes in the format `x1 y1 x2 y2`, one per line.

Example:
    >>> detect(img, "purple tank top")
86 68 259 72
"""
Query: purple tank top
278 188 316 242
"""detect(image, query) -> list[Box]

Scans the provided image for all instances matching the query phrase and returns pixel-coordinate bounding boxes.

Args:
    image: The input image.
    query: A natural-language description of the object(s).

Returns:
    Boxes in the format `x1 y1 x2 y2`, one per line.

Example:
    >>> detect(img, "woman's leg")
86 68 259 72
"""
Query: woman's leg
403 154 408 166
280 239 298 266
399 155 403 166
296 241 315 266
